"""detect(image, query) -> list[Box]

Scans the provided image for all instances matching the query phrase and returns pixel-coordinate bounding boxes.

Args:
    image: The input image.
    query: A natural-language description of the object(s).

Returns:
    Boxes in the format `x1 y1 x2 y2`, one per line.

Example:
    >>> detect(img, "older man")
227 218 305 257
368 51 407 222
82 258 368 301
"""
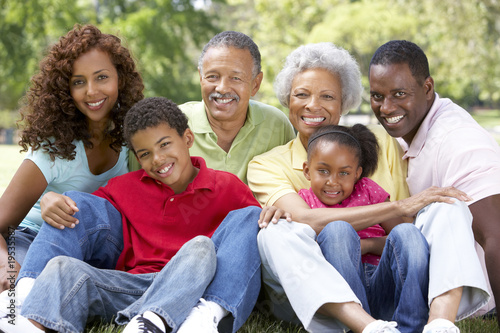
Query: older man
369 40 500 332
130 31 295 184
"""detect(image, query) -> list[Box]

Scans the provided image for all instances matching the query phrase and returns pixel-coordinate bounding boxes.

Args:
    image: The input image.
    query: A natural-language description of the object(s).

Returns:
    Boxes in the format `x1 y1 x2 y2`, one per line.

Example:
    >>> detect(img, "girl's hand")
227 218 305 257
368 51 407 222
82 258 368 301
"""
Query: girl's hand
258 206 292 229
360 236 387 256
40 192 79 229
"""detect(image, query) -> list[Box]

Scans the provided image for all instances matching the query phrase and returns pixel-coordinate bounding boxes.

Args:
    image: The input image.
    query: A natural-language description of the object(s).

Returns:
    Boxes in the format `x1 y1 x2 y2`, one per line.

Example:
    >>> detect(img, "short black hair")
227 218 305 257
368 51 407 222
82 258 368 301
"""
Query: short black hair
307 124 379 179
370 40 430 84
124 97 189 150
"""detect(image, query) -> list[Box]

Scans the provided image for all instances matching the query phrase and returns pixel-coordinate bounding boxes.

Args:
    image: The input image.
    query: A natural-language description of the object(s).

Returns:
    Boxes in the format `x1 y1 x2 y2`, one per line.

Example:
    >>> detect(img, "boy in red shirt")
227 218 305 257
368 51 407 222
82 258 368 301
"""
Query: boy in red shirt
1 97 261 333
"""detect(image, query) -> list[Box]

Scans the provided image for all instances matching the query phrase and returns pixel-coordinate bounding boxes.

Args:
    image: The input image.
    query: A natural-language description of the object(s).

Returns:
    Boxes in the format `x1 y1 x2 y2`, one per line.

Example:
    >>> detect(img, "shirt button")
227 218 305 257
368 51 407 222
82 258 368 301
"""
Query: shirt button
228 153 231 158
170 198 174 202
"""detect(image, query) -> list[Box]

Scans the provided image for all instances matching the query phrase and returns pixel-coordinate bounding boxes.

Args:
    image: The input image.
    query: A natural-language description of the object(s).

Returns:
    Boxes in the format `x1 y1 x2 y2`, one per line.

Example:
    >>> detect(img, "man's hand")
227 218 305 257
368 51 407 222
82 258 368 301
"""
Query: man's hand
40 192 79 229
398 186 472 218
258 206 292 228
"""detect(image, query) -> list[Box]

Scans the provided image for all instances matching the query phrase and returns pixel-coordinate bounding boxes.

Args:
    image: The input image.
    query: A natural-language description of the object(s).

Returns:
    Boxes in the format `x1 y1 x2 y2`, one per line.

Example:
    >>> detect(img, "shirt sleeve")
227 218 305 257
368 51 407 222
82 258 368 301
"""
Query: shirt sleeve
436 127 500 203
247 156 298 207
24 147 58 185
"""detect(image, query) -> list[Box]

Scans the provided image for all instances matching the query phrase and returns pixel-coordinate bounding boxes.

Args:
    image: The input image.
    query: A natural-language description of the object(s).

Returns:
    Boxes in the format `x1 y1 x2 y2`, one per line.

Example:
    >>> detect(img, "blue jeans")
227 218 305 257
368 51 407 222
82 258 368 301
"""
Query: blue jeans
6 227 37 265
19 191 262 333
19 192 124 280
203 205 262 332
21 236 216 333
317 221 430 333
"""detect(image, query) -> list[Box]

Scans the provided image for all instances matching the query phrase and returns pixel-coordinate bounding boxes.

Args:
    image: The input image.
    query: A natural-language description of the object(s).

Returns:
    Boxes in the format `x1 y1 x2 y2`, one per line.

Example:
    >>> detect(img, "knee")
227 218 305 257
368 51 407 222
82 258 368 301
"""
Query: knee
190 236 216 258
187 236 216 272
389 224 429 261
318 220 356 244
43 256 83 278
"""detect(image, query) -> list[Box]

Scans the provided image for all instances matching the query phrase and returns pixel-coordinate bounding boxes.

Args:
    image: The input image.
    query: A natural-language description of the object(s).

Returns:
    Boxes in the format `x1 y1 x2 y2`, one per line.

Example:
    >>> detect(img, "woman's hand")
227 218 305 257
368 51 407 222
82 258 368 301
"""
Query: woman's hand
258 206 292 228
40 192 79 229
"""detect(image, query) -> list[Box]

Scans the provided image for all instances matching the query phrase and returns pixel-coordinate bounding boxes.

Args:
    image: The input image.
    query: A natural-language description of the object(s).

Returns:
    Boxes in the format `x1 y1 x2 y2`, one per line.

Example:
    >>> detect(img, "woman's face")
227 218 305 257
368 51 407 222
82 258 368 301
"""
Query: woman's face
288 68 343 148
69 49 119 129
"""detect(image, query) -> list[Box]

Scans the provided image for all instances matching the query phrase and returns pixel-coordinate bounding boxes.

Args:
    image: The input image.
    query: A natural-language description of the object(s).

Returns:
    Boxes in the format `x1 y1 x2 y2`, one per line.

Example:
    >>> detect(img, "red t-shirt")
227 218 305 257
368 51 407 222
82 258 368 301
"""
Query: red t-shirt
93 157 260 274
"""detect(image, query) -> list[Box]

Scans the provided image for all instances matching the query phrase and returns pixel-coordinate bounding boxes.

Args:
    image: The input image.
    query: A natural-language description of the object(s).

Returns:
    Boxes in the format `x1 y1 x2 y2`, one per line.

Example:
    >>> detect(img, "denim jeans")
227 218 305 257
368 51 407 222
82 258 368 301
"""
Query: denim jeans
6 227 37 265
19 191 124 280
21 236 216 333
258 221 360 333
18 191 262 333
318 221 430 333
203 205 262 332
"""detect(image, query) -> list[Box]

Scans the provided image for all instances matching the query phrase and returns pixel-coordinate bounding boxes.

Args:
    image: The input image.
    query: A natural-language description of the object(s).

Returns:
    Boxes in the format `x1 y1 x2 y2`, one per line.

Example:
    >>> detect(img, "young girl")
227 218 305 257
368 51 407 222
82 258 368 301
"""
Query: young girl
300 123 391 265
0 24 144 291
297 124 431 331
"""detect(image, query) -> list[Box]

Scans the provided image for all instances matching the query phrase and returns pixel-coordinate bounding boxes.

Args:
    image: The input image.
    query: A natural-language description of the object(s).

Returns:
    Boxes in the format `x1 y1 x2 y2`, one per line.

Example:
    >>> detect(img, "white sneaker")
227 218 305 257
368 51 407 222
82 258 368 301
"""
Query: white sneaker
177 298 219 333
422 318 460 333
122 311 166 333
0 313 44 333
363 320 401 333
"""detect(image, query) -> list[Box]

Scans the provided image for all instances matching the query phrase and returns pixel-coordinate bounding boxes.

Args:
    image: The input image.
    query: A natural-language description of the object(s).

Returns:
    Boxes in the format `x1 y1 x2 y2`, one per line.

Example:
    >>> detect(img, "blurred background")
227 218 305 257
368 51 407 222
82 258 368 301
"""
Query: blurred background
1 0 499 153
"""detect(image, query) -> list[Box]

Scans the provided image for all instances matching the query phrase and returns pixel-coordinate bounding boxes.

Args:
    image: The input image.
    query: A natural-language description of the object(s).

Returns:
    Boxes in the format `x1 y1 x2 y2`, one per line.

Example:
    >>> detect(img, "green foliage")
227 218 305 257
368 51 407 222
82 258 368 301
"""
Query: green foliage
2 0 500 116
0 0 222 115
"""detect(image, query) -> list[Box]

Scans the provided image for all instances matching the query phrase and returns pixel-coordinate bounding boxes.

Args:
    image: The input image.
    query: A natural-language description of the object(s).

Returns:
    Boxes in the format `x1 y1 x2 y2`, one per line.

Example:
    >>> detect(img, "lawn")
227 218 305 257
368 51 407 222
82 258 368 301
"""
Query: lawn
0 144 25 196
1 108 499 332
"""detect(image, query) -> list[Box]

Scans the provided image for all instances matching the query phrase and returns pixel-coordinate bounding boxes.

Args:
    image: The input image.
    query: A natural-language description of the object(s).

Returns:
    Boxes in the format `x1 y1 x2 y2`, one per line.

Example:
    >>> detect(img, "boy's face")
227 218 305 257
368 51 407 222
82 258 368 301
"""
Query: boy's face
131 123 196 194
303 141 362 206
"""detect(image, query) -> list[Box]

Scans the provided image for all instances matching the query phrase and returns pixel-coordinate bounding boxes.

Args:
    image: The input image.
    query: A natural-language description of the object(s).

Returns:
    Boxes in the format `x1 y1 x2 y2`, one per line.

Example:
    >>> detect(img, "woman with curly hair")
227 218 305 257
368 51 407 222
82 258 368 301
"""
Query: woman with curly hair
0 23 144 292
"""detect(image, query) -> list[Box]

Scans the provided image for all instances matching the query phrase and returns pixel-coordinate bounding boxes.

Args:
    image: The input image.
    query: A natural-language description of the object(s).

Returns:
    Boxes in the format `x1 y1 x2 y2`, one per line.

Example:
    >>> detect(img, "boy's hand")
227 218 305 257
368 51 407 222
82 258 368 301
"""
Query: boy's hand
258 206 292 229
40 192 79 229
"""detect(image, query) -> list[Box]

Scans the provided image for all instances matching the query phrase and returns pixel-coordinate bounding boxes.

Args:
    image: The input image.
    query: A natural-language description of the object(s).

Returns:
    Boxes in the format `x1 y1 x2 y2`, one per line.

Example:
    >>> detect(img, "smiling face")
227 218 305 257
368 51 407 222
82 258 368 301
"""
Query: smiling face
369 62 434 144
70 49 119 129
288 68 343 148
199 46 263 126
303 141 362 206
131 123 196 194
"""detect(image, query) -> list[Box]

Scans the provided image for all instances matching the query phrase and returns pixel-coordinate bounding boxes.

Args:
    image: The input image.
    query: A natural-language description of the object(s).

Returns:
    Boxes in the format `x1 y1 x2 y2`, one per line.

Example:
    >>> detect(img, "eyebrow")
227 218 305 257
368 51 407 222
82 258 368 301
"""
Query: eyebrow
317 162 353 169
71 69 109 78
135 136 171 154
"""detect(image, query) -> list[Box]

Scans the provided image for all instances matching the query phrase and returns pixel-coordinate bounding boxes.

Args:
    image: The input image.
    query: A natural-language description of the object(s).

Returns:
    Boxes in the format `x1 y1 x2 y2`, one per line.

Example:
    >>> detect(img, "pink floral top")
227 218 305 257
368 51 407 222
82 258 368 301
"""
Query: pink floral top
298 177 389 265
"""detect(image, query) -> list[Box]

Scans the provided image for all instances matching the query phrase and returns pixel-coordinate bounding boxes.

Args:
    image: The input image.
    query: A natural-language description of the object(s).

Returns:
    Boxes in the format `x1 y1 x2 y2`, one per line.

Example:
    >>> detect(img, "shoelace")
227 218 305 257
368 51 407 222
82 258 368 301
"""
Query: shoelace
136 314 164 333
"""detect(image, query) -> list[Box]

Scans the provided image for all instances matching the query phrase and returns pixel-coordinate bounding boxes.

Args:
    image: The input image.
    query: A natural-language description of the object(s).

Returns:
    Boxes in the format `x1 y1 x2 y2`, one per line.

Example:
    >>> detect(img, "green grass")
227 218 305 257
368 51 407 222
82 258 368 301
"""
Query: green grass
0 144 25 196
80 311 498 332
1 109 499 332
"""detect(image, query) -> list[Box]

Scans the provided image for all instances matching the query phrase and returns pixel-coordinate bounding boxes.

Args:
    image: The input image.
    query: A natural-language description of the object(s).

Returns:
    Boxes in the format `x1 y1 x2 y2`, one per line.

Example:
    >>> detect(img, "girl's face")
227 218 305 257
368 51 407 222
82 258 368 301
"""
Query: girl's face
288 68 343 148
70 49 119 129
303 141 362 206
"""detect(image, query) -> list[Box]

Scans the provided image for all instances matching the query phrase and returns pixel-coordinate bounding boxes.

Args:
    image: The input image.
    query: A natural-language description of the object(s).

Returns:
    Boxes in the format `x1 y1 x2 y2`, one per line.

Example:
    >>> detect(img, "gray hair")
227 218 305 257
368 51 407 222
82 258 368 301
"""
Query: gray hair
274 42 363 115
198 31 261 78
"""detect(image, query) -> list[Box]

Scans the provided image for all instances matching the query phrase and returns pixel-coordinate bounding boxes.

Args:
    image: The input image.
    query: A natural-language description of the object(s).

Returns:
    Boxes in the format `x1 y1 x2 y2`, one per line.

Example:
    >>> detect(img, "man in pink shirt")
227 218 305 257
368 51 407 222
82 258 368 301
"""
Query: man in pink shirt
369 40 500 332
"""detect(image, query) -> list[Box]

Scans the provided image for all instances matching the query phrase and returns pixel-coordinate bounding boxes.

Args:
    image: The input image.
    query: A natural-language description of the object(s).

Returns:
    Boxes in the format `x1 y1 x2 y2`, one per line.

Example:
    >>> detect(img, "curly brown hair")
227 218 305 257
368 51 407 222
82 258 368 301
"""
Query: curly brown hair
18 23 144 161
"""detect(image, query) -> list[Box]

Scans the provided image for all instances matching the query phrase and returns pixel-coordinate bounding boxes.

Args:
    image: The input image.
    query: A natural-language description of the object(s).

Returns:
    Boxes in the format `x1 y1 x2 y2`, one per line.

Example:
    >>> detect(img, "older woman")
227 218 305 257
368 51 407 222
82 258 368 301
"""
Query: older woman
248 43 467 333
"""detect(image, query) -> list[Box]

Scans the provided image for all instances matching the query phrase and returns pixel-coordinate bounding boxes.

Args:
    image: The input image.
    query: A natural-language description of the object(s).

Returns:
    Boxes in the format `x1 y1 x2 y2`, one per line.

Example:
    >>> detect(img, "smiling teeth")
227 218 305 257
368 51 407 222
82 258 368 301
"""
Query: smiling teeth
386 115 404 124
302 117 325 123
87 99 105 107
217 98 232 104
158 164 172 174
325 191 340 195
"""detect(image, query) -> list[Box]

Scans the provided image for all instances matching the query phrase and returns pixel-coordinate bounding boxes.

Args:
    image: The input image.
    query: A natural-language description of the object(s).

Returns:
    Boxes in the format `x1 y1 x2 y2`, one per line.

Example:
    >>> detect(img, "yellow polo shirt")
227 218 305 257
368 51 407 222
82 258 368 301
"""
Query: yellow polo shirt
247 124 409 206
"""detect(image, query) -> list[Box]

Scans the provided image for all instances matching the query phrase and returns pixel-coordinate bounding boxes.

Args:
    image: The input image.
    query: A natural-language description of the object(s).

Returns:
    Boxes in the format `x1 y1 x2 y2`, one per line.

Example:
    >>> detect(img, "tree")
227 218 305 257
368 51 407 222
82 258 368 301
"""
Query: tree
0 0 222 117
